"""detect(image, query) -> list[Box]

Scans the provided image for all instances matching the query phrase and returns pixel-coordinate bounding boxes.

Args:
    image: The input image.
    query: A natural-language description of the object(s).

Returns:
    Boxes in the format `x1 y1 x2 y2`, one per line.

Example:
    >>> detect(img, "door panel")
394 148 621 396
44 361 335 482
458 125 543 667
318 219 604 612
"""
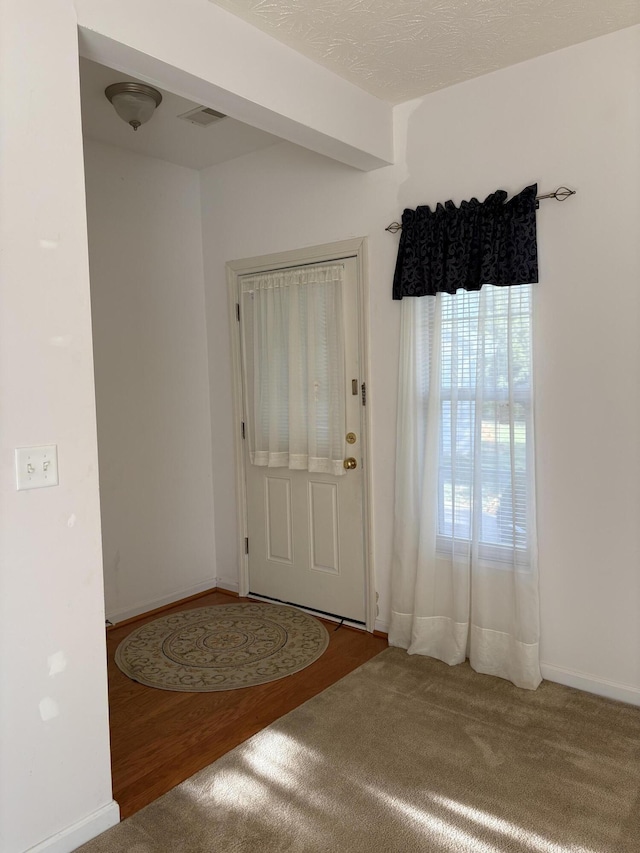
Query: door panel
265 476 293 564
308 480 339 574
240 257 365 622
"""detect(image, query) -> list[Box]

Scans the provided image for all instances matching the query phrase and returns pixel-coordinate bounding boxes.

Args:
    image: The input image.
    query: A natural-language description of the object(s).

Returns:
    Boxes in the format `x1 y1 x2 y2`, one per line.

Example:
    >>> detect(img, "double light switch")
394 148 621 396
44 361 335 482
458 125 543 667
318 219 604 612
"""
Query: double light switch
15 445 59 490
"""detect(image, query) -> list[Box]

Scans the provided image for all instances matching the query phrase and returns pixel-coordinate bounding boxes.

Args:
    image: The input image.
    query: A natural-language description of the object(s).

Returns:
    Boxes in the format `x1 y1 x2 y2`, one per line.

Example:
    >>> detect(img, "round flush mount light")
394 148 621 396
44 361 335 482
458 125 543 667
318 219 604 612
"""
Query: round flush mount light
105 82 163 131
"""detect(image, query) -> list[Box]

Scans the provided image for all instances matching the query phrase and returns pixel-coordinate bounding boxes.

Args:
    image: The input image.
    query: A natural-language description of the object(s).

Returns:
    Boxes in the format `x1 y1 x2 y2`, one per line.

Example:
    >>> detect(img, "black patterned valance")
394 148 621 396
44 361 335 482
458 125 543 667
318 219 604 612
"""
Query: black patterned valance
392 184 538 300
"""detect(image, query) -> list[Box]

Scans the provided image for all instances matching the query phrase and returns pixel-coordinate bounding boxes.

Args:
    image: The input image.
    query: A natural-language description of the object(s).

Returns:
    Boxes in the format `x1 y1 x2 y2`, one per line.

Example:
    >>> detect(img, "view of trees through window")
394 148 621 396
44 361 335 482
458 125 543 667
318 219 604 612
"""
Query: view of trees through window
433 285 532 553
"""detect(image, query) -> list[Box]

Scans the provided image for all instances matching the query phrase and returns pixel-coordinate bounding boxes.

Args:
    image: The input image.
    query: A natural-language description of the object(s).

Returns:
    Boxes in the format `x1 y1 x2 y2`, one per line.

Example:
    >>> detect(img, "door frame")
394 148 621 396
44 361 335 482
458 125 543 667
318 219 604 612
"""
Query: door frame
226 237 376 631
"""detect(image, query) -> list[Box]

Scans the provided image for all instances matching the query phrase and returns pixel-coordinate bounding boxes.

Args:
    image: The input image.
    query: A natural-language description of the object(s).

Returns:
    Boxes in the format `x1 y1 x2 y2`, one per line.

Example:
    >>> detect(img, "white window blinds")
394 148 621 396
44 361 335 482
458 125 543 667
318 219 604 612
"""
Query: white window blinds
424 284 533 559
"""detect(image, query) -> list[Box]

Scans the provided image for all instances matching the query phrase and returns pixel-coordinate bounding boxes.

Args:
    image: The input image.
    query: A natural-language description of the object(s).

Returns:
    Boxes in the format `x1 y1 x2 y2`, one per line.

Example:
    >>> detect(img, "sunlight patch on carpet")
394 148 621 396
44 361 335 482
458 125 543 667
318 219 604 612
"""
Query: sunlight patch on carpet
429 793 601 853
366 786 501 853
76 648 640 853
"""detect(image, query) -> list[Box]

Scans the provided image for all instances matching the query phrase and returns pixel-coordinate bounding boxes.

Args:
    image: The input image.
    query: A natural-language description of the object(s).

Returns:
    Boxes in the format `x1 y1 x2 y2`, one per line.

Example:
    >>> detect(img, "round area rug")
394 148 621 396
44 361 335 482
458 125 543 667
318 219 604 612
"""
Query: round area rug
115 602 330 692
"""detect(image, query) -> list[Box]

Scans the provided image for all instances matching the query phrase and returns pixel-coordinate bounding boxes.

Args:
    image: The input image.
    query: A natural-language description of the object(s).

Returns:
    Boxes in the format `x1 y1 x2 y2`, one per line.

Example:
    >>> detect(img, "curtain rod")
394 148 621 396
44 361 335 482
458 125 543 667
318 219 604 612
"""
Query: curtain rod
384 186 576 233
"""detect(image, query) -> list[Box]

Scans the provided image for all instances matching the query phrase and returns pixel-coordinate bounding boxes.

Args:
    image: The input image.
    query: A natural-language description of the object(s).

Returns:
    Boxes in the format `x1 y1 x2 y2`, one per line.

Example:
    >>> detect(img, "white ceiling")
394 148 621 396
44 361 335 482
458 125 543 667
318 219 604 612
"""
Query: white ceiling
79 57 281 170
208 0 640 104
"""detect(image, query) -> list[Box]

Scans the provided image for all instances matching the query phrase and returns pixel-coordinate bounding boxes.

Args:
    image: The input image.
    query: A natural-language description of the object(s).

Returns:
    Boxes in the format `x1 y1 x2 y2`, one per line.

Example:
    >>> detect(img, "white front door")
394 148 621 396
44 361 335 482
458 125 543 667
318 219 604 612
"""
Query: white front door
239 257 366 622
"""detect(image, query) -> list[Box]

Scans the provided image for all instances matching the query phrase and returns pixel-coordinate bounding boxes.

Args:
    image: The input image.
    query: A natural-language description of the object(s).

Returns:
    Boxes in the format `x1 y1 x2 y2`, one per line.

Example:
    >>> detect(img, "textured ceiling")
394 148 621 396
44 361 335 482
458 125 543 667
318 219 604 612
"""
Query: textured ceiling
208 0 640 103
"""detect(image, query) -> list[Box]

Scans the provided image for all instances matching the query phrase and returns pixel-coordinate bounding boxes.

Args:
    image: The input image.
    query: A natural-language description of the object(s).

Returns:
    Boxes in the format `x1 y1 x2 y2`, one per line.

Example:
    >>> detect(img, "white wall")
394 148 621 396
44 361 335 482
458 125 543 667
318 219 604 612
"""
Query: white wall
200 25 640 701
84 141 216 622
0 3 117 852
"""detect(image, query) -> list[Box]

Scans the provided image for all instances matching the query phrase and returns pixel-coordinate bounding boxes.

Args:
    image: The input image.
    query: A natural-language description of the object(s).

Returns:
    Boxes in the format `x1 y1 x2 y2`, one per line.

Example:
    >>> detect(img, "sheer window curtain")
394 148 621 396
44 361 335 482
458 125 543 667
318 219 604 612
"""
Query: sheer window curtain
240 264 346 477
389 285 541 690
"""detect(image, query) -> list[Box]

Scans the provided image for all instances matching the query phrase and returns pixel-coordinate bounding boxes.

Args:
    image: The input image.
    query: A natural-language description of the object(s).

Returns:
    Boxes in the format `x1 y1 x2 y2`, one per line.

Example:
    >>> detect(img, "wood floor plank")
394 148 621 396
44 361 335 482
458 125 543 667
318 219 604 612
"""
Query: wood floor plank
107 592 387 817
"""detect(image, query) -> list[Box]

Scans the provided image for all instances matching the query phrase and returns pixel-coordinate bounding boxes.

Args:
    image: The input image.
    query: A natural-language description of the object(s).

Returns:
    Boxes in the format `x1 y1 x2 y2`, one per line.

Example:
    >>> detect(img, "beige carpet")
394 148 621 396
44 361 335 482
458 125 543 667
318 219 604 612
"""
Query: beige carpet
115 602 329 691
79 647 640 852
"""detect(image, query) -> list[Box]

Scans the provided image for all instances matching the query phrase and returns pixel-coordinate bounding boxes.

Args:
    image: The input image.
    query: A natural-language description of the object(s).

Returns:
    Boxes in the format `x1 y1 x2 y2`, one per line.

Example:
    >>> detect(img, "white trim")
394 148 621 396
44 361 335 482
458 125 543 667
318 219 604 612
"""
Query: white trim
540 662 640 707
374 619 390 635
26 800 119 853
106 580 216 624
227 238 376 630
216 578 240 594
356 243 376 632
227 261 250 598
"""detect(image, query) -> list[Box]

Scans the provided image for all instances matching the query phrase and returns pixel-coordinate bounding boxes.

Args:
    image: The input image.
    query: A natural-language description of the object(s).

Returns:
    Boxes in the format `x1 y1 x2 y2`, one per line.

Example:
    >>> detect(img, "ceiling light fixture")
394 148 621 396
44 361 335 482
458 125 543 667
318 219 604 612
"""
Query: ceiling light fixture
105 82 163 131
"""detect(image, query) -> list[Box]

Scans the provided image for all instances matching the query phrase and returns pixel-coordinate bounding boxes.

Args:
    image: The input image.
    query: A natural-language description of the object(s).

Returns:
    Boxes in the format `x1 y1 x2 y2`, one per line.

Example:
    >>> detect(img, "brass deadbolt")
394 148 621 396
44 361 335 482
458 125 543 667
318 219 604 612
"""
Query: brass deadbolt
346 432 357 444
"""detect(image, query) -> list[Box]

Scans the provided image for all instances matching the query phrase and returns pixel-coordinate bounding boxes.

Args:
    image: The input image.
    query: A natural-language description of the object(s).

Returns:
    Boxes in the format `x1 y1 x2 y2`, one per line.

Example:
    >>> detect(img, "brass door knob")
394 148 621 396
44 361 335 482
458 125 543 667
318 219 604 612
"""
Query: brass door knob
343 457 357 470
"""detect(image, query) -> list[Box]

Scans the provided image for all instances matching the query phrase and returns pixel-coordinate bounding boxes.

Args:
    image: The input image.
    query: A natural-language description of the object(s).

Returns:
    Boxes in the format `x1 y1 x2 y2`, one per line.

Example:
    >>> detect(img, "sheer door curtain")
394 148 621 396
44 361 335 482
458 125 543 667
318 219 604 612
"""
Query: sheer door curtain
240 264 346 477
390 284 541 690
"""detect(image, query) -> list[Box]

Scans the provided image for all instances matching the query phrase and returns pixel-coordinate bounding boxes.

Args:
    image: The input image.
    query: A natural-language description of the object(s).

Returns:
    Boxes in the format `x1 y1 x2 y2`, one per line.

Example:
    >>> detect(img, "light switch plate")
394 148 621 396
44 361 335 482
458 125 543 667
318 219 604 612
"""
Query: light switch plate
15 445 59 490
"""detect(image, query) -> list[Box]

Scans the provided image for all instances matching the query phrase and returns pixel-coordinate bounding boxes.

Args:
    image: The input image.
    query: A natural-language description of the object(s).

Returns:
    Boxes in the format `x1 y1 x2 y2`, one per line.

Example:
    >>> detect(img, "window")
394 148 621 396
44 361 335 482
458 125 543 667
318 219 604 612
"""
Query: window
389 184 540 688
416 285 533 564
239 264 346 476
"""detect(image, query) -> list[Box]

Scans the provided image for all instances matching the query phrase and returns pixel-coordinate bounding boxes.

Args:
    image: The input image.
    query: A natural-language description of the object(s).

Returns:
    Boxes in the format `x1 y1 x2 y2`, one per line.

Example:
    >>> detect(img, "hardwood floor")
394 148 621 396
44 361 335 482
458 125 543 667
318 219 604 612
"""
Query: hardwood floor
107 591 387 818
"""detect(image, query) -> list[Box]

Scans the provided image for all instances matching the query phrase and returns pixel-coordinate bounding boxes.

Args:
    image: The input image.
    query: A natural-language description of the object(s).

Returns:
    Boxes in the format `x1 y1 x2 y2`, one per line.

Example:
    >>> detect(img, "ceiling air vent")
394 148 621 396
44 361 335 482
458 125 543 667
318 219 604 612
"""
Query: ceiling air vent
178 106 227 127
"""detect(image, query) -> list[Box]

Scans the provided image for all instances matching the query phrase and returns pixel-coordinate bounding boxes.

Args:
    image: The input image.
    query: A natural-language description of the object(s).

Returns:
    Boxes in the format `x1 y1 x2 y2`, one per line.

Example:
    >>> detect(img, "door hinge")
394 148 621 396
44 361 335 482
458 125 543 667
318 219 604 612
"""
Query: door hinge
241 421 245 439
245 537 249 555
236 303 240 322
361 381 367 406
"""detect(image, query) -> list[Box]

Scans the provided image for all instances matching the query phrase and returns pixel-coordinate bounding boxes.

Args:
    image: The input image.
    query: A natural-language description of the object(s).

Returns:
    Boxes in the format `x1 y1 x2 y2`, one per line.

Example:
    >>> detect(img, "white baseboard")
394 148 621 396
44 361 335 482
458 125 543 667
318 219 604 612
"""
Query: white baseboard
374 619 389 635
216 578 240 594
107 579 217 624
26 800 119 853
541 662 640 707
